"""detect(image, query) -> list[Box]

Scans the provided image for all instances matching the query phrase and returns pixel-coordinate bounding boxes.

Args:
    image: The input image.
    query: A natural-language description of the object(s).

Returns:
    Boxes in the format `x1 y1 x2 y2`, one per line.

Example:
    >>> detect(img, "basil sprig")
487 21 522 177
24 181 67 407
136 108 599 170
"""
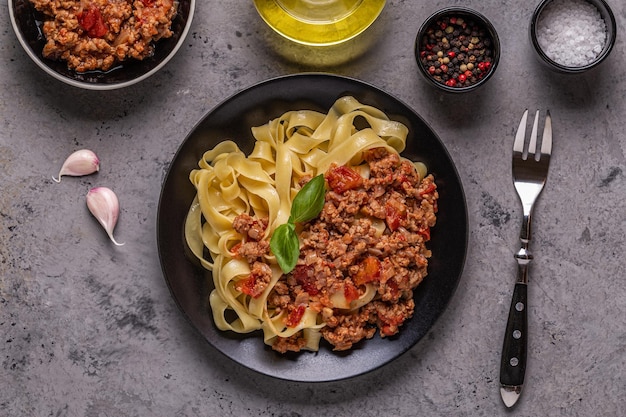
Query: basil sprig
270 174 325 273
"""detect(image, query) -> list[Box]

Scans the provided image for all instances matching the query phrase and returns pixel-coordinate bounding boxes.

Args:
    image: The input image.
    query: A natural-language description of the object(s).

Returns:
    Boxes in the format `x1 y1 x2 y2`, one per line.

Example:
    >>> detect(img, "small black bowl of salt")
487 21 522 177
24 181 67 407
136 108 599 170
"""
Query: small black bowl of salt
530 0 616 73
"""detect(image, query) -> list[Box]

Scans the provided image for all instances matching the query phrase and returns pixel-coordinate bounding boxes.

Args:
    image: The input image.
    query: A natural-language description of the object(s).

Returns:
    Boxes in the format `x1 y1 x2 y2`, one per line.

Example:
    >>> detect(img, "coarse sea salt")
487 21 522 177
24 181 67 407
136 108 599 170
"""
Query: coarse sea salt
536 0 607 67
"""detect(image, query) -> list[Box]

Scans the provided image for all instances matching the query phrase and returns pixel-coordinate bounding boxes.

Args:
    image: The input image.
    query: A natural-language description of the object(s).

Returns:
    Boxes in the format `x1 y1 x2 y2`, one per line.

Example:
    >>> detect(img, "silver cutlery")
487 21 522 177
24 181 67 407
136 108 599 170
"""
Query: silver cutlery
500 109 552 408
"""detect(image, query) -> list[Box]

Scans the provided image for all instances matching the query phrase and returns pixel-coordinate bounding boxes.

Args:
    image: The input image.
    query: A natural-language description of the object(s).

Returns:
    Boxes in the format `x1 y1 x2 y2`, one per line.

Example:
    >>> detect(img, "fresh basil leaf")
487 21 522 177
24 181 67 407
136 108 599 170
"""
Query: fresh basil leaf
270 174 325 274
290 174 326 223
270 222 299 274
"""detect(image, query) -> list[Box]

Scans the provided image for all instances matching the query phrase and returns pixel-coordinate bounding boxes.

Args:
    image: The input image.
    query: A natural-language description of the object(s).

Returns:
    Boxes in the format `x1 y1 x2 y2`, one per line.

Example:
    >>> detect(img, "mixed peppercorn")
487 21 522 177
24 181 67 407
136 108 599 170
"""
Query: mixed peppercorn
418 15 496 89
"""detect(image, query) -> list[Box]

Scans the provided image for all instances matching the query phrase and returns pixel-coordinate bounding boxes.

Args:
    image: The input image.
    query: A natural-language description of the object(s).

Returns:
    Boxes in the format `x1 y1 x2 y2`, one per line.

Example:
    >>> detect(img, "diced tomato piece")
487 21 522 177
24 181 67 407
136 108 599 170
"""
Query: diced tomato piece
381 326 394 336
235 271 268 298
229 242 242 258
325 165 363 194
343 281 359 303
285 305 306 328
78 6 108 38
381 314 405 336
353 256 381 286
293 265 318 296
386 279 400 300
385 199 407 231
235 275 258 297
418 226 431 241
419 182 436 197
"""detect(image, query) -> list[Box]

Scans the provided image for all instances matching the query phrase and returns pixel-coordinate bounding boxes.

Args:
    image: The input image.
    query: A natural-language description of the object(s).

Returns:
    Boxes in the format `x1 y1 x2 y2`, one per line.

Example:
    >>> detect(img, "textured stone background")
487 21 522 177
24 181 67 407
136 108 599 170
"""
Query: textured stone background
2 1 625 416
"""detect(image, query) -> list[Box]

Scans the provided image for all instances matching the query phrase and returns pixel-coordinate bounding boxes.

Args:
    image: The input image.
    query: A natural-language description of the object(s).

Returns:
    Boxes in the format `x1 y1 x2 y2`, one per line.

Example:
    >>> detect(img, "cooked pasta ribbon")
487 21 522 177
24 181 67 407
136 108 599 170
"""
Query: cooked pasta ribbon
185 96 412 351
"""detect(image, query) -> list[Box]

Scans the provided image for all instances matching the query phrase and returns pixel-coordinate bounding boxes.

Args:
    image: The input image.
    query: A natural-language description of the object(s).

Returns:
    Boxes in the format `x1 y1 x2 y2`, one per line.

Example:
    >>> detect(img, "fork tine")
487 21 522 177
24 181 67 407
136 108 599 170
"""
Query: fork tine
513 109 529 154
528 110 540 160
541 110 552 156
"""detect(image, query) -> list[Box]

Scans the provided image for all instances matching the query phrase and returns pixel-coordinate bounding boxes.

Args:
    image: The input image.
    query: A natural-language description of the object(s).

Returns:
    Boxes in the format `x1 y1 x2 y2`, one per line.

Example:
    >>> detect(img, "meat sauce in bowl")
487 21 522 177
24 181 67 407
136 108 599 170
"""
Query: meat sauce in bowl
29 0 177 72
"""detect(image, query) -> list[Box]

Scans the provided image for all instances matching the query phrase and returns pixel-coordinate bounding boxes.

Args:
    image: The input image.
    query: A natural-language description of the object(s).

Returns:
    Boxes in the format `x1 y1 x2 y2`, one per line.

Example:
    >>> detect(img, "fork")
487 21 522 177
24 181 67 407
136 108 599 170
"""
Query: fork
499 109 552 408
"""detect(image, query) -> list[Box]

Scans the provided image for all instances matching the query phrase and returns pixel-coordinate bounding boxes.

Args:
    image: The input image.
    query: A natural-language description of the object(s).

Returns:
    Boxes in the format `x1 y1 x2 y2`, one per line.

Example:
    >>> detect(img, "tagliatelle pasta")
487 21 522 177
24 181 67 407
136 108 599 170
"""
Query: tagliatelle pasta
185 96 436 352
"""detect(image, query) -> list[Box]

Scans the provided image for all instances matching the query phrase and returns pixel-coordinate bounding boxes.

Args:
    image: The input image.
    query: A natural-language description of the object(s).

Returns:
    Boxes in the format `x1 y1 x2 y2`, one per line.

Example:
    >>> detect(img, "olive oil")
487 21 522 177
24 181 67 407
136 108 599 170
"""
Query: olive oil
253 0 386 46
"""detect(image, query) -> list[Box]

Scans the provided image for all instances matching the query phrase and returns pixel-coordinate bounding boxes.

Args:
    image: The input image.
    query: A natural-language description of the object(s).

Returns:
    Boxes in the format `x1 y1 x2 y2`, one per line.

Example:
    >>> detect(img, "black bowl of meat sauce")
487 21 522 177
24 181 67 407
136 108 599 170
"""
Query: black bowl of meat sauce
415 7 501 93
8 0 195 90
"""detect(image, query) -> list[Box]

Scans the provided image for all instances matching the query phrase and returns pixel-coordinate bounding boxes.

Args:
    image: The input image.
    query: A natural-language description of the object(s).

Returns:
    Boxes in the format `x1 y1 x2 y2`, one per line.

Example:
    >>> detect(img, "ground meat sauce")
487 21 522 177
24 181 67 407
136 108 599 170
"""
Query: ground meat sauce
233 147 438 353
29 0 177 72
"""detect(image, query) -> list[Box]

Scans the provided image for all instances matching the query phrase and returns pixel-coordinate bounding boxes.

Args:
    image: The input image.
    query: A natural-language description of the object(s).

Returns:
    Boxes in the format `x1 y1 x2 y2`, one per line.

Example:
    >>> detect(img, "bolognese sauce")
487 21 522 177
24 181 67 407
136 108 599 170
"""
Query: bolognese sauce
233 147 438 352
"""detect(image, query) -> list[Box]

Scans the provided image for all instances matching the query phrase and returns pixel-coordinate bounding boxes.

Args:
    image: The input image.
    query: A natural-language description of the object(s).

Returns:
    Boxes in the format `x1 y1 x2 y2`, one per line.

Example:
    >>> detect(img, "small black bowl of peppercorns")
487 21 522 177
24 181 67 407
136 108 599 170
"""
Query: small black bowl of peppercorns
415 7 501 93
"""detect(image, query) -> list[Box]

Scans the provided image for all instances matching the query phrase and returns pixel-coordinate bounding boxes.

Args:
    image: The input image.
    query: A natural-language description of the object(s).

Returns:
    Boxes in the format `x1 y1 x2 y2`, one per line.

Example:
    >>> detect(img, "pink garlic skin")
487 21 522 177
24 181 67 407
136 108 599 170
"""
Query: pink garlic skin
86 187 124 246
53 149 100 182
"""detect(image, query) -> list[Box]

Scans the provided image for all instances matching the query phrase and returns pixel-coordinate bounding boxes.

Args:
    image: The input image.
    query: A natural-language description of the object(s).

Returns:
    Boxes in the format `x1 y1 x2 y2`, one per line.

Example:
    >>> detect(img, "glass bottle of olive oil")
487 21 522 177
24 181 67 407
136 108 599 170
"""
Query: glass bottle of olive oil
253 0 386 46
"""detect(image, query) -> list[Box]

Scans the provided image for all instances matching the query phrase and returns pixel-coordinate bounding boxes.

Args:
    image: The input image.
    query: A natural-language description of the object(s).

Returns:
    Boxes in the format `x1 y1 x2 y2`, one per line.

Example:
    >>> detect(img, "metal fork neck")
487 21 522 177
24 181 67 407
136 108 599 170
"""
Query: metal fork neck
515 211 534 284
519 204 534 242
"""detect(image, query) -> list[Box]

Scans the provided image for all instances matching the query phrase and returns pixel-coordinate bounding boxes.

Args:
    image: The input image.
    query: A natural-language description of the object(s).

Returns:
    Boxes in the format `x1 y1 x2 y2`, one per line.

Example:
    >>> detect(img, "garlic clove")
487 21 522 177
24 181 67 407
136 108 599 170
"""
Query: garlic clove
53 149 100 182
86 187 124 246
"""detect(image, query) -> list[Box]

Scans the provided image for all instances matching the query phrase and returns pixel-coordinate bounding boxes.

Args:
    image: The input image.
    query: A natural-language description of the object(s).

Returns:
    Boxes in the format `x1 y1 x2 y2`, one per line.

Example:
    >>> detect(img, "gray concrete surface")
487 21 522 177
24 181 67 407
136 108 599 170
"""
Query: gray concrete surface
2 1 625 416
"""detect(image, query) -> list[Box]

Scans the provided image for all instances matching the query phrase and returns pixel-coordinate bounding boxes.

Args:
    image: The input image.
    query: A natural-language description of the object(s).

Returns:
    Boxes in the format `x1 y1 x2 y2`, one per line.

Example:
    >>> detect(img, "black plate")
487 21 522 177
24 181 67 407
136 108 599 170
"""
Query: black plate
9 0 194 89
157 73 468 382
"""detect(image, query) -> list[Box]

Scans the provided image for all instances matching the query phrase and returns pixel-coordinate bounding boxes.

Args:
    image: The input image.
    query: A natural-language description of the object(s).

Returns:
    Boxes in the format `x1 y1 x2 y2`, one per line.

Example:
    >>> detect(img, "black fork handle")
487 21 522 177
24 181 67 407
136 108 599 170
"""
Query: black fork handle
500 282 528 387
